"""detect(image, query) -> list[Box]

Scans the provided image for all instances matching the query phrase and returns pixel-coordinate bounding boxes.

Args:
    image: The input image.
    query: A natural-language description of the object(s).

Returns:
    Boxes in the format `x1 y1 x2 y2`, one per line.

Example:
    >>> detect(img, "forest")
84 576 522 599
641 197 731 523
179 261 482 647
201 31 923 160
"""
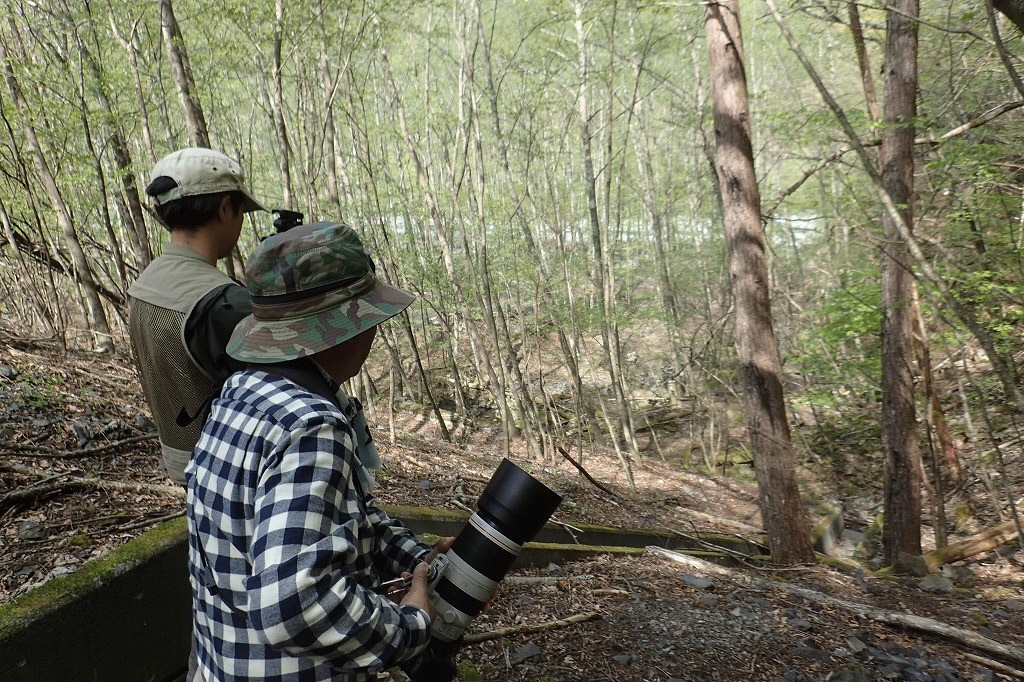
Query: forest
1 0 1024 679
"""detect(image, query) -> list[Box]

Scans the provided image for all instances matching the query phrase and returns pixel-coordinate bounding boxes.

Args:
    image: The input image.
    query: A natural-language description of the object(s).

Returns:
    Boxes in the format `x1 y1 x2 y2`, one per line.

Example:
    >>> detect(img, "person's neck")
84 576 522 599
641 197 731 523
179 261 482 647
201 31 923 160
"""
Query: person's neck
170 228 221 265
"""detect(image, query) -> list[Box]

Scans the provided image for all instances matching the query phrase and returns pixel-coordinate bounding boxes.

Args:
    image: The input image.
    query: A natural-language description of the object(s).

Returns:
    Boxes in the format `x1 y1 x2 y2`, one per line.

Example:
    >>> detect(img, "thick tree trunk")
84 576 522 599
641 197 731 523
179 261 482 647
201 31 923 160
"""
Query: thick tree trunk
880 0 923 564
703 0 813 564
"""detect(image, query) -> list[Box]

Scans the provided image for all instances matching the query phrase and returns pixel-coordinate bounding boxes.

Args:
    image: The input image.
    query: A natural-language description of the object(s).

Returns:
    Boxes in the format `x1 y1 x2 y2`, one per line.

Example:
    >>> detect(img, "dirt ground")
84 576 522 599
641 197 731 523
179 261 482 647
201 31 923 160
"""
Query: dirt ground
1 342 1023 681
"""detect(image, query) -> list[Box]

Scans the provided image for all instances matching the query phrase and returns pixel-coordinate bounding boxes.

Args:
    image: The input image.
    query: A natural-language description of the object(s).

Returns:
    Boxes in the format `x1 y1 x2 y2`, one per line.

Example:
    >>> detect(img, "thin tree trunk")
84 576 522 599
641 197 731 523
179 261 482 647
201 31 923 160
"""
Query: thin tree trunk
107 10 156 164
0 28 113 353
79 1 152 269
271 0 293 209
380 48 514 449
704 0 813 564
159 0 210 147
847 1 881 122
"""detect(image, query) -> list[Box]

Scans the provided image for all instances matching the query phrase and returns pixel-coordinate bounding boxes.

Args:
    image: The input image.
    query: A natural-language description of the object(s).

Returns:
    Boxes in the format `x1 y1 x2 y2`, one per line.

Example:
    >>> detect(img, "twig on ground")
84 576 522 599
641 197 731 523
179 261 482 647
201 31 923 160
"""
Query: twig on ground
0 433 158 459
117 510 185 532
962 653 1024 679
462 611 601 644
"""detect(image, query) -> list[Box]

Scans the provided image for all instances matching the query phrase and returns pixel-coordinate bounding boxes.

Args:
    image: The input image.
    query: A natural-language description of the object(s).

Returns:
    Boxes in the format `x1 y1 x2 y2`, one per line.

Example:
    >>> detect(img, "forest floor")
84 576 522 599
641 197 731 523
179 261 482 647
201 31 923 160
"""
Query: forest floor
1 340 1023 681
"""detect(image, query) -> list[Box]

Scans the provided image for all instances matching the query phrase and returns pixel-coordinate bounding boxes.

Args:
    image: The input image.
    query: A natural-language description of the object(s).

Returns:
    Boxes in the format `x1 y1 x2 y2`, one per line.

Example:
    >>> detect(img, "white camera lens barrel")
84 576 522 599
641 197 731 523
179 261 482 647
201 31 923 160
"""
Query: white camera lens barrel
402 460 562 682
425 459 562 643
428 514 523 642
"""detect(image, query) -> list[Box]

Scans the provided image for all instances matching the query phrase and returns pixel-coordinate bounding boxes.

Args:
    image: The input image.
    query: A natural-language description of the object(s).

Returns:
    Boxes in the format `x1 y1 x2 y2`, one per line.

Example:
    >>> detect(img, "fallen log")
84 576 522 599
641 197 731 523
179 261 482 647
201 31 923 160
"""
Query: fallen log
647 546 1024 666
923 518 1022 570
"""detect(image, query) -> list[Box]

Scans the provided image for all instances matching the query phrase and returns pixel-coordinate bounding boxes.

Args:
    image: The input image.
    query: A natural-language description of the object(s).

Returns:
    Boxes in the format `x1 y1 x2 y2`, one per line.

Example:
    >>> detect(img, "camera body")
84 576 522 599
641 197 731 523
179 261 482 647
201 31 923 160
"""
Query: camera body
404 459 562 682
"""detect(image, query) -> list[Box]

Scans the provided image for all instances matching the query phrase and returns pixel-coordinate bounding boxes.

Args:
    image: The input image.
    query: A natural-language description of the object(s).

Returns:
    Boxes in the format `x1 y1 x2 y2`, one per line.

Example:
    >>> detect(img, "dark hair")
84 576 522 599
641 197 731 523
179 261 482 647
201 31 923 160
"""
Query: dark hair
146 176 246 231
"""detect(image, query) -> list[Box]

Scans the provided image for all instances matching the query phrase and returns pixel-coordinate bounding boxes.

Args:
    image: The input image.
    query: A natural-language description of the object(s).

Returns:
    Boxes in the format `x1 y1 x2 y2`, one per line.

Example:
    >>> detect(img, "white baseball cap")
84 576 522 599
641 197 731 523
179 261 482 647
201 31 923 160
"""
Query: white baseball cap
150 148 267 213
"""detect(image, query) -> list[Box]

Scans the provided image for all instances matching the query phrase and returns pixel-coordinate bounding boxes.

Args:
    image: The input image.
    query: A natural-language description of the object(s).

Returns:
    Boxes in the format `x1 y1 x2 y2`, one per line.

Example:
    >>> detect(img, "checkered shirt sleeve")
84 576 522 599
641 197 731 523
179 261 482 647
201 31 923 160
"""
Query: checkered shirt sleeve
187 372 433 681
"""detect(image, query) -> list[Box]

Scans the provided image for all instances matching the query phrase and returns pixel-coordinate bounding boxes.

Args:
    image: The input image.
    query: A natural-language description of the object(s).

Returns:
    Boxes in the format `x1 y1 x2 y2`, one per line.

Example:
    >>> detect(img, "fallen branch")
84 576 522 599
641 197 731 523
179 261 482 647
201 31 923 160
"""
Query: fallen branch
647 547 1024 665
0 433 158 459
462 612 601 645
556 445 620 499
963 653 1024 679
923 518 1022 570
0 475 182 509
777 582 1024 664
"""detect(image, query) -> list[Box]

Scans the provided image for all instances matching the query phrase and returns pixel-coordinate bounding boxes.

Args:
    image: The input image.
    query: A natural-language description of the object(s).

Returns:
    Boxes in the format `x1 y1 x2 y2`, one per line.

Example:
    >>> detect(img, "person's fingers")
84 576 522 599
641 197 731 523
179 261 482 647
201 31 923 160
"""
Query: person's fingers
401 562 435 621
425 536 456 564
481 585 500 614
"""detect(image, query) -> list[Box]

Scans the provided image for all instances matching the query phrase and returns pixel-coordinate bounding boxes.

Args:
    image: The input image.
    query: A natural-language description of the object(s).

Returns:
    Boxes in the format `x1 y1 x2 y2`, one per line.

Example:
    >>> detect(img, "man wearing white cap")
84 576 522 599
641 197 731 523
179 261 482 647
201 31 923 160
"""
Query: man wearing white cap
128 147 267 485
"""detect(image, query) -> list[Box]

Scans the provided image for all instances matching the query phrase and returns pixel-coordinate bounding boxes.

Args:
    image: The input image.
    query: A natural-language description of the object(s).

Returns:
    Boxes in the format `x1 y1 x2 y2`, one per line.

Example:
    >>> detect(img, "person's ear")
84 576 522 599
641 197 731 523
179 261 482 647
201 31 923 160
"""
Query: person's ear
218 195 236 221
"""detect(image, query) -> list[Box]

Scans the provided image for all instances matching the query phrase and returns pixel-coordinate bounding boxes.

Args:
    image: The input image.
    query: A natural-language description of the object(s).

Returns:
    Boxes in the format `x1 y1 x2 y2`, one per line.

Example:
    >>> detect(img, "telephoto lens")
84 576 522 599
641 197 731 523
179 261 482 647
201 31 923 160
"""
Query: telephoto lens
403 458 563 682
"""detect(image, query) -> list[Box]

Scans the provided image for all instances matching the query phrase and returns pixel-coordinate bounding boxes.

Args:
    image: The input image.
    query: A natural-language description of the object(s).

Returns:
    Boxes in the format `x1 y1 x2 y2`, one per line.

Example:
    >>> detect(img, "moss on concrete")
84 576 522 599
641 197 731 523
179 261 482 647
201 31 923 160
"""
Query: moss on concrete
0 517 186 641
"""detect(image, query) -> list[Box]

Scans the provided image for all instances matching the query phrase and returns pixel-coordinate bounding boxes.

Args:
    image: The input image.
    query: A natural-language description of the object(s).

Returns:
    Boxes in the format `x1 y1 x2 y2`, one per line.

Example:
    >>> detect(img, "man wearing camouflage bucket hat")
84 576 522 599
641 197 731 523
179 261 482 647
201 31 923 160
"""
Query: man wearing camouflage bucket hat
185 222 453 682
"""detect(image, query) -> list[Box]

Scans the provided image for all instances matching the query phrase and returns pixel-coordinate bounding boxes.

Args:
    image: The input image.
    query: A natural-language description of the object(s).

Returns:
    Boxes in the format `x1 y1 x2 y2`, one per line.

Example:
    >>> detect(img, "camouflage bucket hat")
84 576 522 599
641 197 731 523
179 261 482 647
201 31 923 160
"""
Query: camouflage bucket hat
227 222 415 363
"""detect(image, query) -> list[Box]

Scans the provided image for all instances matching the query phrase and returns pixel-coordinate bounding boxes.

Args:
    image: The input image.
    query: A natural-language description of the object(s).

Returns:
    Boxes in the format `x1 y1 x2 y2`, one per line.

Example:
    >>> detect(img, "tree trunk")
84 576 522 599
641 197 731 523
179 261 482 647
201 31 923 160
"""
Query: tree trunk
0 29 113 353
159 0 210 147
271 0 293 209
80 3 152 269
847 1 881 122
703 0 813 564
880 0 923 564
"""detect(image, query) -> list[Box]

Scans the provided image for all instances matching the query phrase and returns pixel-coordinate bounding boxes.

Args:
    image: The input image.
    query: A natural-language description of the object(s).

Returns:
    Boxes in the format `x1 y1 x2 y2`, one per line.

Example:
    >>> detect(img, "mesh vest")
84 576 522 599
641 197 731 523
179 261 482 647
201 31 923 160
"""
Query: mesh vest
128 244 237 484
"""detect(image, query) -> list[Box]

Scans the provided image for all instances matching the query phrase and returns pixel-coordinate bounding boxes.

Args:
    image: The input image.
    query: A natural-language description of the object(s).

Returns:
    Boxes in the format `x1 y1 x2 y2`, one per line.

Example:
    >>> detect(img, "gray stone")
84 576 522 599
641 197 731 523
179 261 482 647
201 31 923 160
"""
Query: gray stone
546 562 561 573
748 596 773 610
0 364 16 379
795 643 831 664
919 574 954 593
135 413 156 430
1003 599 1024 612
510 642 541 665
786 617 813 631
73 423 92 447
880 663 903 679
940 564 973 581
612 655 633 666
845 637 867 654
893 552 930 577
18 521 47 541
418 479 431 490
680 573 713 589
698 594 720 607
730 605 754 618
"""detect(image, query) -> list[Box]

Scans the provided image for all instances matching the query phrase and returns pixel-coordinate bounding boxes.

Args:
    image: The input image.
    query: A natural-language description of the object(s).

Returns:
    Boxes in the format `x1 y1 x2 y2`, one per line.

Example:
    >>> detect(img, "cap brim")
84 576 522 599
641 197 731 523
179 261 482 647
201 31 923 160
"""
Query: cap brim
227 281 415 363
241 190 269 213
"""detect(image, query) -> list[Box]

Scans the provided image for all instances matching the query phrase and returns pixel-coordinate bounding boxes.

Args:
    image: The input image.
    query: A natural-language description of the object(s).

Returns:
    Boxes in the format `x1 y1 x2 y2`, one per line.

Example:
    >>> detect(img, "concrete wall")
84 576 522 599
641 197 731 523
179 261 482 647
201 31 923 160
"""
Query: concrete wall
0 519 190 682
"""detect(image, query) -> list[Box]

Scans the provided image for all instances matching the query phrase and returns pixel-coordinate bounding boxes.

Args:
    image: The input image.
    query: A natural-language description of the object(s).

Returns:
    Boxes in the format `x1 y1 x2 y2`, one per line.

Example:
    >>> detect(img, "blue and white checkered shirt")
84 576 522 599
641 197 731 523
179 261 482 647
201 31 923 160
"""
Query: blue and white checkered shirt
186 371 432 681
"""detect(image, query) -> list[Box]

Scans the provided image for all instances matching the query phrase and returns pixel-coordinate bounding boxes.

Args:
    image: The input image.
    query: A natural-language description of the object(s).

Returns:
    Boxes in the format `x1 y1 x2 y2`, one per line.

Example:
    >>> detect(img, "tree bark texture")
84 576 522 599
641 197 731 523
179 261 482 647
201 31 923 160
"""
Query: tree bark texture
703 0 813 564
159 0 210 147
880 0 923 564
